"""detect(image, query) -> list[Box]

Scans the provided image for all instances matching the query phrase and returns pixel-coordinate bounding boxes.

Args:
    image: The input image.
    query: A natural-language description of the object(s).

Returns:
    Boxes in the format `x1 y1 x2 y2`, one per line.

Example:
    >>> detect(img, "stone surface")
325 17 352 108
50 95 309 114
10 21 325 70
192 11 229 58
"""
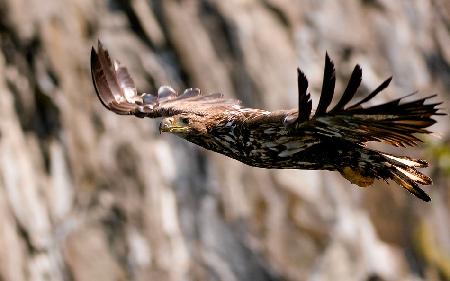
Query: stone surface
0 0 449 280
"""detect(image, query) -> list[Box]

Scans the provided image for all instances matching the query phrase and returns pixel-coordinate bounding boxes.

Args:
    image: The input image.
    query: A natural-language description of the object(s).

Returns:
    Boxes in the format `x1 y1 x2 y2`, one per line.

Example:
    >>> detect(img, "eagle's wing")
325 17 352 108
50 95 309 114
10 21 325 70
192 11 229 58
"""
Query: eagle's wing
288 54 443 147
91 41 240 118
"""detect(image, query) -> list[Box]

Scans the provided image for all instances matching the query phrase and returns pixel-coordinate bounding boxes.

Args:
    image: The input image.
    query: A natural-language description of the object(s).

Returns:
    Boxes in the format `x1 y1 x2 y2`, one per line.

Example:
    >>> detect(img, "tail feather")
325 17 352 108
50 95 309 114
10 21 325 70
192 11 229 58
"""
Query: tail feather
381 153 432 201
337 146 432 201
382 153 428 168
389 169 431 202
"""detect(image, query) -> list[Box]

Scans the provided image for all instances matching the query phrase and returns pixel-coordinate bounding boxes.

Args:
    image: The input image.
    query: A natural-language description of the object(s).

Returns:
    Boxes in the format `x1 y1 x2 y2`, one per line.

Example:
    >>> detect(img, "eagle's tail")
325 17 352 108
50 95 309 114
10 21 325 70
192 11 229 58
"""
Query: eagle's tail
339 147 432 201
380 152 431 201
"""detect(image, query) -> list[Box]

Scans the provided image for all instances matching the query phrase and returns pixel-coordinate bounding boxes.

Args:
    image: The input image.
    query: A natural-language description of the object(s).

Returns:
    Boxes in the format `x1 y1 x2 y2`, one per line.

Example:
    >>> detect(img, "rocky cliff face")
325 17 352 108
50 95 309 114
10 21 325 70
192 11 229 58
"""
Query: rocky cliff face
0 0 449 280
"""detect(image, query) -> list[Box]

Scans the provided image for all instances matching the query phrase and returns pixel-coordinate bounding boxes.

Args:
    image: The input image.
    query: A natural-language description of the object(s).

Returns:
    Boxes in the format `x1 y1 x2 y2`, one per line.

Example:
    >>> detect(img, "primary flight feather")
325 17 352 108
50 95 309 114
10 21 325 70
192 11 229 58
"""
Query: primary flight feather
91 41 444 202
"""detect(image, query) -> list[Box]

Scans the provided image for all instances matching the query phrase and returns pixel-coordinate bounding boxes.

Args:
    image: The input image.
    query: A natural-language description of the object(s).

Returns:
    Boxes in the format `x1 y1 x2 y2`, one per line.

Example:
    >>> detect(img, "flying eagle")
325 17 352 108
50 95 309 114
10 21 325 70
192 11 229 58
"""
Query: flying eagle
90 41 443 202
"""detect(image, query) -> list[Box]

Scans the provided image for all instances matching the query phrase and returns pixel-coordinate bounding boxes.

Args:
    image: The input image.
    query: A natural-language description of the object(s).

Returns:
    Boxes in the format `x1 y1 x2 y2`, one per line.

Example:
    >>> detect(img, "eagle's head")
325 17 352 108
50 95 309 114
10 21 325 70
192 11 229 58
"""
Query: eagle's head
159 114 208 136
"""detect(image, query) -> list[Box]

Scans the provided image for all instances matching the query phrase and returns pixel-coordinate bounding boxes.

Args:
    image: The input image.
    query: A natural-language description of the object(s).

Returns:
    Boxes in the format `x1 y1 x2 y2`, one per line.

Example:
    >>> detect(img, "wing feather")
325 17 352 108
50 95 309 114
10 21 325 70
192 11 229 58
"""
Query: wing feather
291 54 444 147
91 41 240 118
91 46 121 111
330 64 362 113
296 68 311 122
347 77 392 109
315 53 336 116
303 93 442 146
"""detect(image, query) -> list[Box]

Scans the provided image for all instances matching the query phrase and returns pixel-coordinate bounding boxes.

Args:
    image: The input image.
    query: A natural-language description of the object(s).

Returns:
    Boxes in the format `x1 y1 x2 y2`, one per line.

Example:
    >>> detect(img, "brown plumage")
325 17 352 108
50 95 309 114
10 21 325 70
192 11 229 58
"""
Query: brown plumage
91 41 444 202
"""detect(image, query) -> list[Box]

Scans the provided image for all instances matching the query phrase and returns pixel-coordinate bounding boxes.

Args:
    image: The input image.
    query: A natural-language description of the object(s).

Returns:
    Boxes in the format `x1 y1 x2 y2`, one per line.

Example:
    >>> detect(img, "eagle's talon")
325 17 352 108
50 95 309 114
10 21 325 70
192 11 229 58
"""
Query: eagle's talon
340 167 374 187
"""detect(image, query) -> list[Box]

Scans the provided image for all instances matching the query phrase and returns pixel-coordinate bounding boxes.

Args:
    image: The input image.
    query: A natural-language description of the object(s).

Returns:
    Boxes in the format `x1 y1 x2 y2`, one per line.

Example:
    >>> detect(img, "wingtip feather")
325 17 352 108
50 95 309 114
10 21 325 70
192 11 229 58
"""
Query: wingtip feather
330 64 363 113
295 67 311 122
315 53 336 116
349 76 393 109
90 44 113 110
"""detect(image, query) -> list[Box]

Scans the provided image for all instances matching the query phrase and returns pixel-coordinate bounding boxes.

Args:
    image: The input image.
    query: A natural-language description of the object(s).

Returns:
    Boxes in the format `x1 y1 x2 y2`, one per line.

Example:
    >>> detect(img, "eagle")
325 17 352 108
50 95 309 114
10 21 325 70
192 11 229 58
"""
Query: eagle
90 41 443 202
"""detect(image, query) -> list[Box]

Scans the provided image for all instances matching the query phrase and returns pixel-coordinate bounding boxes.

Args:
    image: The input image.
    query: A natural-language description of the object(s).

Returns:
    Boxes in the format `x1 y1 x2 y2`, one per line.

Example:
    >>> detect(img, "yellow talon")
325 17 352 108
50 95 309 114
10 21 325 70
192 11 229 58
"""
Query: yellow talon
340 166 374 187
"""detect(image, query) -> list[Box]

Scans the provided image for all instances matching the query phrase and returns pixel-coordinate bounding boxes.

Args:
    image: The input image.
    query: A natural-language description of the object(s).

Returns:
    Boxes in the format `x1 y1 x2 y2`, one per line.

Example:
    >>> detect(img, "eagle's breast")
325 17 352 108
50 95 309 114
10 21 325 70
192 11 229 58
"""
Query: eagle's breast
194 108 321 168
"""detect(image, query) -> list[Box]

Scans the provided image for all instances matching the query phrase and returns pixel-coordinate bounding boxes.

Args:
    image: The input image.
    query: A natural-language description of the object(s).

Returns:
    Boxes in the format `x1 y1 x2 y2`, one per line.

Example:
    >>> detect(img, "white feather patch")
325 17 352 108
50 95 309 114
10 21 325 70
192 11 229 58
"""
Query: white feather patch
394 166 425 183
383 154 420 167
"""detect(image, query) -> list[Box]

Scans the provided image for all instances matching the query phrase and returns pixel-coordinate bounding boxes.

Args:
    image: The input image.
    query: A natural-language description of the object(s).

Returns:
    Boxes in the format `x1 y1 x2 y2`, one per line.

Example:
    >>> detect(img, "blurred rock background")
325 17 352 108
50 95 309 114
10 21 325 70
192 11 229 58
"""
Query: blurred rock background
0 0 449 280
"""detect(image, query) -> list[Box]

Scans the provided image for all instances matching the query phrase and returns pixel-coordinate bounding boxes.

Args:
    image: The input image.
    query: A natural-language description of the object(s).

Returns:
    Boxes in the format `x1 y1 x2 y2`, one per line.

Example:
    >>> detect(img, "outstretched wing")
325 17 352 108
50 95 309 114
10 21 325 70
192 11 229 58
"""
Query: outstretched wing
90 41 240 118
290 54 444 147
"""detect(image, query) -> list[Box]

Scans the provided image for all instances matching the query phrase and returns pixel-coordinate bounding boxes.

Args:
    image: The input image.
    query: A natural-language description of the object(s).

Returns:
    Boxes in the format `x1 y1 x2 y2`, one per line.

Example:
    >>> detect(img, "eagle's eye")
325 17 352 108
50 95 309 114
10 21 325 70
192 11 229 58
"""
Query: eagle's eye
180 116 190 125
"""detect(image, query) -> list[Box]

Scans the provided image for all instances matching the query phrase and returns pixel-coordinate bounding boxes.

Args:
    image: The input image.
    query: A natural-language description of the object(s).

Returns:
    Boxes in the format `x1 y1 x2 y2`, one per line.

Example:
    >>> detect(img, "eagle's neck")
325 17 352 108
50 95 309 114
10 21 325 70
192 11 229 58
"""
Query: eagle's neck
184 119 243 156
181 109 270 163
